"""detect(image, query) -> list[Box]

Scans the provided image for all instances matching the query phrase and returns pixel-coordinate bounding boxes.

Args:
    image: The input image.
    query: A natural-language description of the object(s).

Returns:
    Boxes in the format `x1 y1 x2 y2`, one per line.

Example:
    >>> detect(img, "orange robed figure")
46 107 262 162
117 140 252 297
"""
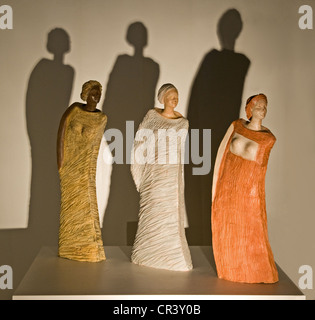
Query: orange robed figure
211 93 278 283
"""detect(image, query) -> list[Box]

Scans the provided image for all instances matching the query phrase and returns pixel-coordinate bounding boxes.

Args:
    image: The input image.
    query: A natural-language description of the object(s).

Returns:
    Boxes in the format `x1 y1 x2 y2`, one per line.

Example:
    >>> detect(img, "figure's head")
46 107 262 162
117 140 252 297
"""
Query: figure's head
126 21 148 49
245 93 268 121
80 80 102 103
157 83 178 108
217 9 242 50
47 28 70 55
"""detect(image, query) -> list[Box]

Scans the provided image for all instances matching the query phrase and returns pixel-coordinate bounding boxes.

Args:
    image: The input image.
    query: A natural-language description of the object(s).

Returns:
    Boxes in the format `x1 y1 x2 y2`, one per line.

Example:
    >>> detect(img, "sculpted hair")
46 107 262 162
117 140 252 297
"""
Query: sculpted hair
80 80 102 102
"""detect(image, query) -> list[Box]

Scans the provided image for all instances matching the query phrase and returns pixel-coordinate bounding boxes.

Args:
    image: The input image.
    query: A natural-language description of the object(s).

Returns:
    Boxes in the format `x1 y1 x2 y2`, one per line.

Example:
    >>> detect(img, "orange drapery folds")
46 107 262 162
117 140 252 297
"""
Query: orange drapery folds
212 119 278 283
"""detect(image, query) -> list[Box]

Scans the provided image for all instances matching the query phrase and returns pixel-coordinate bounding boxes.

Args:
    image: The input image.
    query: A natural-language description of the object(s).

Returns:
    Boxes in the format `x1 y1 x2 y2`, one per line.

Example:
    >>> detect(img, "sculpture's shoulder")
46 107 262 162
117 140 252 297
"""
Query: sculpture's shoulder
99 111 108 124
67 102 83 115
179 114 189 129
136 109 156 129
62 102 81 119
174 110 184 118
231 118 242 130
58 103 80 134
256 122 276 142
264 127 276 143
69 102 83 109
143 108 156 121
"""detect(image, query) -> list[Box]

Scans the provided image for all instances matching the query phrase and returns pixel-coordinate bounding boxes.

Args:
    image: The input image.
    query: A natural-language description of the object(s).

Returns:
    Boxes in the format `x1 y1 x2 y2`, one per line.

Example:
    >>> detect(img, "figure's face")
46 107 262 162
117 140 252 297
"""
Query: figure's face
251 99 267 120
163 89 179 108
87 86 101 105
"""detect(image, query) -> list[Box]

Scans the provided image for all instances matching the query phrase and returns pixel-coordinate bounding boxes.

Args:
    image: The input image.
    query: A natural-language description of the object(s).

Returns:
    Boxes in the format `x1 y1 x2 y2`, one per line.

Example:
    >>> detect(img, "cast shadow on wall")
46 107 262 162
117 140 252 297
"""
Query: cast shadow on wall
26 28 74 245
101 22 159 245
0 28 74 293
185 9 250 245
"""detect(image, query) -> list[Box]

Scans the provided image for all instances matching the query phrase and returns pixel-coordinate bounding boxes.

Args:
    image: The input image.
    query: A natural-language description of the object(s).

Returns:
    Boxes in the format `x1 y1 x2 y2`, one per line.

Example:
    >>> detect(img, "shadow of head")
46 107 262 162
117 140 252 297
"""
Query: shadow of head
217 9 243 51
126 21 148 50
46 28 71 56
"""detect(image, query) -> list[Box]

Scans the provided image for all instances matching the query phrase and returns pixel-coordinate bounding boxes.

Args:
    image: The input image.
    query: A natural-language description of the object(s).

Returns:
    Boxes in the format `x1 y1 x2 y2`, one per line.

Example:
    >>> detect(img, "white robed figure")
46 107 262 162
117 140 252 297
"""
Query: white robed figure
130 84 192 271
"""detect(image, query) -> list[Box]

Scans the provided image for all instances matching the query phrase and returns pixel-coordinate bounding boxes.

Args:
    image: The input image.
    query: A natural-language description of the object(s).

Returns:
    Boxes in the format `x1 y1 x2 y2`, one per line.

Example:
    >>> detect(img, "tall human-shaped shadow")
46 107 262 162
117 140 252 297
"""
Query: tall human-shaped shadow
102 22 159 245
185 9 250 245
0 28 74 298
25 28 74 244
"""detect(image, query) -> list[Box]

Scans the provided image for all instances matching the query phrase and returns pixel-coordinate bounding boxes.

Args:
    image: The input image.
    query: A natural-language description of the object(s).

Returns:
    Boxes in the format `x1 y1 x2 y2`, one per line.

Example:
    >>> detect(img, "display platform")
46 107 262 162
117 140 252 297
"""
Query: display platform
13 246 305 300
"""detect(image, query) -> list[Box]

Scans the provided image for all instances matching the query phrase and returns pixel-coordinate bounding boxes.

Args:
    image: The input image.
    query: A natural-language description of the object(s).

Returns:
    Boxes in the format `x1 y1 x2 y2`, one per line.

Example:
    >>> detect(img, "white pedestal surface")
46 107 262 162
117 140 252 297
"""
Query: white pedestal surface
13 246 305 300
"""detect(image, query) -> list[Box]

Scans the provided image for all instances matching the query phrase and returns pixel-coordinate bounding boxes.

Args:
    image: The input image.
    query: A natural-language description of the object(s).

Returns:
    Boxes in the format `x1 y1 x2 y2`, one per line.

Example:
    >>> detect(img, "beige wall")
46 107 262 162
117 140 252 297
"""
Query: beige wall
0 0 314 299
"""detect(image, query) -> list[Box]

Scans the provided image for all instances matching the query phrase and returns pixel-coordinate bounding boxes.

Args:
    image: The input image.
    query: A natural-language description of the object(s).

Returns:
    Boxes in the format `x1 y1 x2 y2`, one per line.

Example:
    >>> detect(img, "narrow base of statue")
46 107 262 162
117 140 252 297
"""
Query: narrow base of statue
13 246 305 300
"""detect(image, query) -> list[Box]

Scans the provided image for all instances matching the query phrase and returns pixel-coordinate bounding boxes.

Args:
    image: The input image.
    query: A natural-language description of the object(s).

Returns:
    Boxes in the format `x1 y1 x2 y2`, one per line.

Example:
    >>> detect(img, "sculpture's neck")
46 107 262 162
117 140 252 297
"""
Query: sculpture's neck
247 118 262 131
84 103 98 112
